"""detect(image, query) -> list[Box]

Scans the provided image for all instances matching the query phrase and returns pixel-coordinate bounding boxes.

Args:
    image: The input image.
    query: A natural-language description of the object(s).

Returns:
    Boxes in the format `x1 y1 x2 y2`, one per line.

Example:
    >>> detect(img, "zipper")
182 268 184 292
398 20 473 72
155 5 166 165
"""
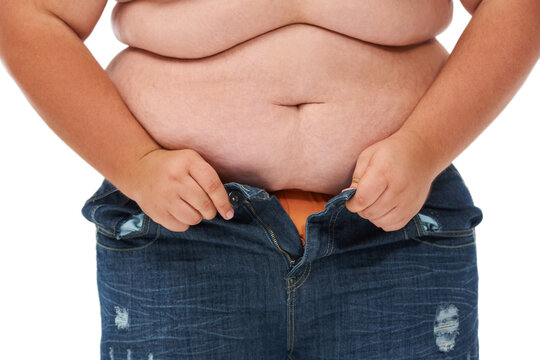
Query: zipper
245 200 296 266
290 256 302 267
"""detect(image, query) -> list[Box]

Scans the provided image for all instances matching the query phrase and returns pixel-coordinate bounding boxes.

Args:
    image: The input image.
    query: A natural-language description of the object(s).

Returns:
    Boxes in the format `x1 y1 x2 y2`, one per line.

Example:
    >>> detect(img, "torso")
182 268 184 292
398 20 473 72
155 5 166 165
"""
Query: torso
107 0 453 195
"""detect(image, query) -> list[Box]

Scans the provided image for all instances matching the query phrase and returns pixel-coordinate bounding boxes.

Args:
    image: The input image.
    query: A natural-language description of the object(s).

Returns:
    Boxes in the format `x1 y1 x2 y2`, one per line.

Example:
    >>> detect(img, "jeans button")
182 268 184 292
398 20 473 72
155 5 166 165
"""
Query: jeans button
228 190 243 208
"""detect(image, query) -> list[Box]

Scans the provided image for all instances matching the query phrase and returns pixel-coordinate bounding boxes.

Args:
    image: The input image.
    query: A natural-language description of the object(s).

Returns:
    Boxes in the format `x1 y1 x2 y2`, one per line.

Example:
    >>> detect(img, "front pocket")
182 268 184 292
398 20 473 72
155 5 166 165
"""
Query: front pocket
81 178 158 250
410 163 484 245
411 226 477 248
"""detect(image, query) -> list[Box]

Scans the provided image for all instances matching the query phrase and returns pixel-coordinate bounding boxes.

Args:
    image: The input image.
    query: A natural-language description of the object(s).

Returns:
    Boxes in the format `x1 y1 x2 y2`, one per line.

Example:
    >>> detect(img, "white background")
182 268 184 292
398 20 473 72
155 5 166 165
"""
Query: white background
0 2 538 359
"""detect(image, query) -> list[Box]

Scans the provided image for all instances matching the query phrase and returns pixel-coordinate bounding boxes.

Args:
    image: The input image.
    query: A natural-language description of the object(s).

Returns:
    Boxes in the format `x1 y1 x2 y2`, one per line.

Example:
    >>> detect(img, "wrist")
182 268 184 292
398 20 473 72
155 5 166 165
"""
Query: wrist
390 127 451 179
115 146 164 202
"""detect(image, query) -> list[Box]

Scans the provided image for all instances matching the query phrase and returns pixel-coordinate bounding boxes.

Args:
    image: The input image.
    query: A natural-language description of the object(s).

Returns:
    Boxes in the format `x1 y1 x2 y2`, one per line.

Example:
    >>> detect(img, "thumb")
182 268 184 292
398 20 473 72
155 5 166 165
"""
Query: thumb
343 153 370 191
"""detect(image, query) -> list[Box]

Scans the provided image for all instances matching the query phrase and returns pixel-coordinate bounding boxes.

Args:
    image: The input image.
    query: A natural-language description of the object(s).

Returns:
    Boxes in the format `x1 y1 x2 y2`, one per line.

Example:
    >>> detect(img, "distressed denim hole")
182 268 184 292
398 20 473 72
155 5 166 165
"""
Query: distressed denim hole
434 303 460 352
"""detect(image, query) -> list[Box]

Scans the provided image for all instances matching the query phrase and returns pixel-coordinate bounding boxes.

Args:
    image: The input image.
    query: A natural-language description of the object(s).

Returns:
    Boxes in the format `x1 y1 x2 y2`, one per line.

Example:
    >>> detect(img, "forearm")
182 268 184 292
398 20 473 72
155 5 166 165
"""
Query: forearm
396 0 540 175
0 7 162 197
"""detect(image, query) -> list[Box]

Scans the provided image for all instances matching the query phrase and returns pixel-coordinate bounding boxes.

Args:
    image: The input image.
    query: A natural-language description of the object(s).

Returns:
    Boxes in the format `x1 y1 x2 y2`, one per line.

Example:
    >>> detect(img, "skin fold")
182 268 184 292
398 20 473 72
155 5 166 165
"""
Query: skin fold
0 0 538 232
344 0 540 231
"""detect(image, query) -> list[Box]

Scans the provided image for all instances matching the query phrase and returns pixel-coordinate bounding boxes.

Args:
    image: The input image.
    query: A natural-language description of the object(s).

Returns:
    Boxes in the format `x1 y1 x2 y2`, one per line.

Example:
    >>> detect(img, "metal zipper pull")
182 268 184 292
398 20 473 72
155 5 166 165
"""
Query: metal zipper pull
290 256 302 267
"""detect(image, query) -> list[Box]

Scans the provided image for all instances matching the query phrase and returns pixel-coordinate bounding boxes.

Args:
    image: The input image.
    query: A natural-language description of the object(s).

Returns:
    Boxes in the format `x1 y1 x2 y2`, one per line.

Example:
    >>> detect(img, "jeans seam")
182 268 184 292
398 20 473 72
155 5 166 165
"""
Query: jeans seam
413 214 423 238
424 230 476 237
287 278 296 357
410 236 476 249
244 202 293 268
325 204 342 257
95 224 161 252
414 213 475 237
292 262 312 291
238 184 251 194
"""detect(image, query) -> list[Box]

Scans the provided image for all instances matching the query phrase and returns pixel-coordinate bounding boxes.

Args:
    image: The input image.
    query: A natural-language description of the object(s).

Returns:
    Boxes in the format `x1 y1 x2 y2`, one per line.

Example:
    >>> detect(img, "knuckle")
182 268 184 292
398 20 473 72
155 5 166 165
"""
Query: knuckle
180 151 199 168
200 197 215 212
206 179 222 194
178 224 190 232
163 221 189 232
209 207 219 219
371 219 382 228
189 214 204 225
161 211 190 232
181 148 199 159
201 207 218 220
172 222 189 232
170 166 189 182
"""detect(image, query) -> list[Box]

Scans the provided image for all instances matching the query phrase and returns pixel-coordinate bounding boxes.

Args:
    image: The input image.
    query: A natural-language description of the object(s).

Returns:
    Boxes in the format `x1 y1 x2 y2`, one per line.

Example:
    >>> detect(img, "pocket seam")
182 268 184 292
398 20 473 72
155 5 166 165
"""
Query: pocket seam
410 236 476 249
96 213 152 240
95 223 160 252
413 213 476 237
420 229 475 237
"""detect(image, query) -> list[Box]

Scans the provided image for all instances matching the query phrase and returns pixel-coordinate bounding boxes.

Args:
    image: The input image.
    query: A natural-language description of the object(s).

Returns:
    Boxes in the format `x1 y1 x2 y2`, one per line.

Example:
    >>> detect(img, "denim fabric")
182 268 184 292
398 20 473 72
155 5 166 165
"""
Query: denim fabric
81 163 483 360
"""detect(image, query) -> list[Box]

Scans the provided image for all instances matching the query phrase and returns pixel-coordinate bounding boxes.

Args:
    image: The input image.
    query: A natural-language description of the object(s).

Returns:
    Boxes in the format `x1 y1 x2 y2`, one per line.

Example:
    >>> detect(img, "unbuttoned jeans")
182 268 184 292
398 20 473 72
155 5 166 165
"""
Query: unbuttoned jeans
81 163 483 360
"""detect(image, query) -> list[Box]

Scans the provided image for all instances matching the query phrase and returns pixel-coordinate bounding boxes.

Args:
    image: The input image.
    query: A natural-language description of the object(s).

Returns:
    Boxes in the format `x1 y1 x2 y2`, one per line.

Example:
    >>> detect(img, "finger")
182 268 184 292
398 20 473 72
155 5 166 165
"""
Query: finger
188 160 235 220
175 175 217 221
167 192 205 225
371 205 412 232
159 210 190 232
348 154 371 189
357 185 400 220
346 166 387 213
370 204 398 229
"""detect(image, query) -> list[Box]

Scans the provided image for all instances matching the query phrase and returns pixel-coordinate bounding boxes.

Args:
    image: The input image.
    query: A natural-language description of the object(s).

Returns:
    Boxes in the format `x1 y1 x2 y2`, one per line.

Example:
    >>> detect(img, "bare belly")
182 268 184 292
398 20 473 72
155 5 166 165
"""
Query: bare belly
106 23 449 195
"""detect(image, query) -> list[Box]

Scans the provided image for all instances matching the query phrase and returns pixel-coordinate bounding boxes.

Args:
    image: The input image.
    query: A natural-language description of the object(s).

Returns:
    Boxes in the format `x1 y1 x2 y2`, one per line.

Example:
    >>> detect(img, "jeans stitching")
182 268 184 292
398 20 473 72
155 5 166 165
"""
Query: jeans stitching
238 184 251 194
292 262 312 291
288 278 296 357
286 278 293 356
326 204 344 258
424 229 476 237
110 213 131 238
414 213 475 237
244 203 292 268
96 212 152 240
96 224 161 252
91 193 133 238
96 225 115 237
410 236 476 249
413 214 423 238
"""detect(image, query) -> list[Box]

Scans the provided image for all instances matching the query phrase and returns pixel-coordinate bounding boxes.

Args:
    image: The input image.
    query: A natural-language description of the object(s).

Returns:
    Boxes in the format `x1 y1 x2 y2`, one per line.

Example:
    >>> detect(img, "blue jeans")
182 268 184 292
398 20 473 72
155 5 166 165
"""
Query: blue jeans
81 163 483 360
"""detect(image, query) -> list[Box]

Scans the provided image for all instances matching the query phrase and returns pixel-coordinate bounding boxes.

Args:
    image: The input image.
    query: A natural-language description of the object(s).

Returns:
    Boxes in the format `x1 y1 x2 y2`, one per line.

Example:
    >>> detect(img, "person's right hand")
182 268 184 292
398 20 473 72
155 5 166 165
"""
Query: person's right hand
126 148 235 232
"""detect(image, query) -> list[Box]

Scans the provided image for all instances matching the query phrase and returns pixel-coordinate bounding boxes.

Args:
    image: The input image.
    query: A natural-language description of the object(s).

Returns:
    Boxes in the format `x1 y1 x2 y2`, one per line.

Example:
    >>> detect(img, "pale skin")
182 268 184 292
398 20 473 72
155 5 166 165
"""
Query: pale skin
343 0 540 231
0 0 538 234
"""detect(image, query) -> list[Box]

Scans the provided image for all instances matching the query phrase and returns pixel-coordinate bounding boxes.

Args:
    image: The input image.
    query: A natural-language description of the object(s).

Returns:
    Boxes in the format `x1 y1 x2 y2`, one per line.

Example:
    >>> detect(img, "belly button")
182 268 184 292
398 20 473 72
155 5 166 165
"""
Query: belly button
274 102 325 109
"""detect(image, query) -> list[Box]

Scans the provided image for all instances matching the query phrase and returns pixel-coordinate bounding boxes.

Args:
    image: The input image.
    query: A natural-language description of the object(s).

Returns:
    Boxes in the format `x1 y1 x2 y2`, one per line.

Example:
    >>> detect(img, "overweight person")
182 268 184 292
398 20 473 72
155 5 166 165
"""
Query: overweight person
1 0 538 359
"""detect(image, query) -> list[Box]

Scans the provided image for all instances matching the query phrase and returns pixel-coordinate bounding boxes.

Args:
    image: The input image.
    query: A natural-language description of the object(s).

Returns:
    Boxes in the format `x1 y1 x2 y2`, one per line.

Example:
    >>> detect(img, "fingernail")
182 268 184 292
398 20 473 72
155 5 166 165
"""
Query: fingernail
225 209 234 220
341 187 354 192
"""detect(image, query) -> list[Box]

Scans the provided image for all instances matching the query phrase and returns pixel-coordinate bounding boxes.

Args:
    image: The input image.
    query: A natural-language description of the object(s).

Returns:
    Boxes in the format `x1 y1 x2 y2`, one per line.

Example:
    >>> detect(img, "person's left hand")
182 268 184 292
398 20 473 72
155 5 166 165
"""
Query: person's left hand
344 130 442 232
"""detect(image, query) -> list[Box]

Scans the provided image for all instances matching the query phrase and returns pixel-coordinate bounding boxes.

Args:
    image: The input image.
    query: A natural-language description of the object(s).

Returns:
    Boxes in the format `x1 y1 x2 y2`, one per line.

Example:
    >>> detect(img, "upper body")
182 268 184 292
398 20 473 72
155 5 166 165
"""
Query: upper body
106 0 462 194
1 0 538 232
